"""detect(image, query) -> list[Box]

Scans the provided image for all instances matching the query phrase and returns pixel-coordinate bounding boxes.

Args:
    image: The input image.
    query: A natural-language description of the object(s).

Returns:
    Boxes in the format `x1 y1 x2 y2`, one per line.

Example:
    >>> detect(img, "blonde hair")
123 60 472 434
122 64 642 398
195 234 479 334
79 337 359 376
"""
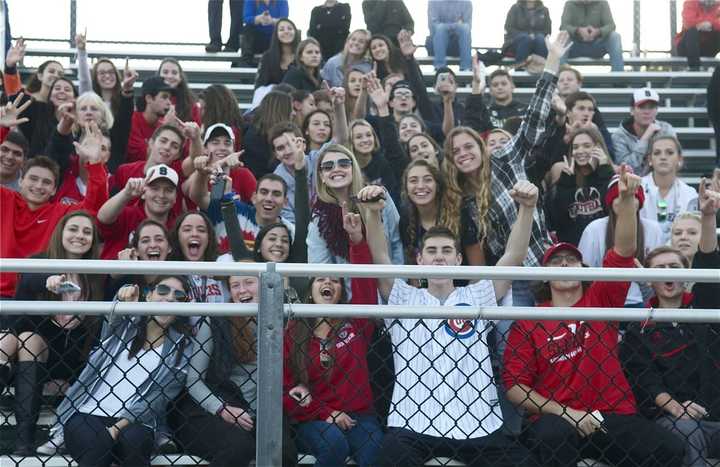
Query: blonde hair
442 127 492 240
73 92 114 134
349 119 380 154
671 211 701 231
315 144 365 205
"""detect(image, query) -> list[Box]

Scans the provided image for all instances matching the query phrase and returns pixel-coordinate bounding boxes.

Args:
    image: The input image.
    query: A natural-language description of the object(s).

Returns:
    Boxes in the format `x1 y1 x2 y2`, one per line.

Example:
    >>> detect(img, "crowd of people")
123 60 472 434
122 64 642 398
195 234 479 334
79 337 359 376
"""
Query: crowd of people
0 0 719 466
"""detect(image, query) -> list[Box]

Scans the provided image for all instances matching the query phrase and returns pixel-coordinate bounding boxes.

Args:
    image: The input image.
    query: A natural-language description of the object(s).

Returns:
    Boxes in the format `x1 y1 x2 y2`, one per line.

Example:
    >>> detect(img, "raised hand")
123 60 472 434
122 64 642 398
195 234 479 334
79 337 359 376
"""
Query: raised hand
75 30 87 52
6 38 26 68
73 122 105 163
121 58 139 94
341 202 364 245
193 155 212 174
471 54 486 94
551 91 567 116
355 185 386 212
618 164 641 202
124 178 145 198
0 93 31 127
218 150 245 170
330 86 346 106
561 155 576 176
117 284 140 302
366 72 388 110
545 31 573 72
509 180 539 208
698 178 720 216
397 29 416 58
178 120 201 140
45 274 67 294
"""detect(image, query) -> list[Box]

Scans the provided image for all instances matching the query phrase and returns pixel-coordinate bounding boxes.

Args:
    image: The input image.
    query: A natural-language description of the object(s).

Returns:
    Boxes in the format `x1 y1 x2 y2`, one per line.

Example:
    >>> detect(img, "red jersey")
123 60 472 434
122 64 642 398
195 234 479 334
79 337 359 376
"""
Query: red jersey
97 203 177 260
126 111 162 163
502 249 637 416
674 1 720 47
0 163 109 297
282 241 379 422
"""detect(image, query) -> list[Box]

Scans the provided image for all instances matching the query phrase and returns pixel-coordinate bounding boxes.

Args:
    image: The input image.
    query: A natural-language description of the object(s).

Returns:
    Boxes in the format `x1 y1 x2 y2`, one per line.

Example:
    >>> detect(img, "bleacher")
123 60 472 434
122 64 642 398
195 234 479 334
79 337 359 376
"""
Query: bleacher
1 44 717 467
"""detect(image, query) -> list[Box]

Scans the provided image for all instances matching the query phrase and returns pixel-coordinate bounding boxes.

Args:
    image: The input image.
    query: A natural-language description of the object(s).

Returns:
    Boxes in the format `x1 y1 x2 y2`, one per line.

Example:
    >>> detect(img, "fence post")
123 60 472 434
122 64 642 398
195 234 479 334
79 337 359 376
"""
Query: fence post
669 0 678 55
633 0 641 57
255 263 284 466
69 0 77 63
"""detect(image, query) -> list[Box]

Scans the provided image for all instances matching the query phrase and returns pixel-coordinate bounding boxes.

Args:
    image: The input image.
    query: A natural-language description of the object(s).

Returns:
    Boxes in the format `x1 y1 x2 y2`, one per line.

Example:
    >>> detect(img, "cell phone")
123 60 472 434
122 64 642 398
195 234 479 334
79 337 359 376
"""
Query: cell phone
57 281 81 294
210 167 229 202
350 193 386 204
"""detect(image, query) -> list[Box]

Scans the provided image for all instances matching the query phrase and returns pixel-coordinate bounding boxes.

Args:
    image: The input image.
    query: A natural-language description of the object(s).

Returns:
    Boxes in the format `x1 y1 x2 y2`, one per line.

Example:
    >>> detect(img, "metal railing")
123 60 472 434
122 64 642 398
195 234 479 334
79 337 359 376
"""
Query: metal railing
1 258 720 466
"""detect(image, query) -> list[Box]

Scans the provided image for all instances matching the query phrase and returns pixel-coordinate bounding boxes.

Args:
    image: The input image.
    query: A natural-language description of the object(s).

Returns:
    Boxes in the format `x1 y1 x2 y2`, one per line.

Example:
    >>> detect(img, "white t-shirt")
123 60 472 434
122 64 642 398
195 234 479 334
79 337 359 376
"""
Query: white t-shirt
80 347 161 418
578 216 664 304
386 279 503 439
640 174 698 244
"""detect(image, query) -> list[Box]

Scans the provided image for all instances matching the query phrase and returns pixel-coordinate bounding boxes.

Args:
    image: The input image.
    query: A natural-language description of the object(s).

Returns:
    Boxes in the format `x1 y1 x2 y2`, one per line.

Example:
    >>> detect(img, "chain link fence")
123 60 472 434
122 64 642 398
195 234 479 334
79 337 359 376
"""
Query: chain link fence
1 260 719 466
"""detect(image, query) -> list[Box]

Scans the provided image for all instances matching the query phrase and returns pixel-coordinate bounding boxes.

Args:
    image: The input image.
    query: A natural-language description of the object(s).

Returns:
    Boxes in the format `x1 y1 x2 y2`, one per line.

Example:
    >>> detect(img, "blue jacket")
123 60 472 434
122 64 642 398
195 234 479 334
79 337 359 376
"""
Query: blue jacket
52 314 194 435
243 0 290 36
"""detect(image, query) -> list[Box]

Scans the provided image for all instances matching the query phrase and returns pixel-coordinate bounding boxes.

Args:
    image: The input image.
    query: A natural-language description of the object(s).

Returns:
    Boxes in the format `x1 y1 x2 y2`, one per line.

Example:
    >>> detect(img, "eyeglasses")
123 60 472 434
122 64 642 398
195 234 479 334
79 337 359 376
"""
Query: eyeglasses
154 283 189 302
547 254 581 266
657 199 668 222
319 158 352 172
393 92 413 100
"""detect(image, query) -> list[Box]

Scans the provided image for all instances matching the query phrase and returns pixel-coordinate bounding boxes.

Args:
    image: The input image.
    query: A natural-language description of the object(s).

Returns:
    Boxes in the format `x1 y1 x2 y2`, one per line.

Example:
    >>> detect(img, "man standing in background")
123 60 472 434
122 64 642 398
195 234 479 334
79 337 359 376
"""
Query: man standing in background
206 0 245 53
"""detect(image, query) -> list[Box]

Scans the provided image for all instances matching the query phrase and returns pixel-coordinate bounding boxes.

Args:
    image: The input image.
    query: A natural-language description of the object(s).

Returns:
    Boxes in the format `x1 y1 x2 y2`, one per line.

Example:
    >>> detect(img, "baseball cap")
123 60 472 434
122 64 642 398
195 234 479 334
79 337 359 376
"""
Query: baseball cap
141 76 176 97
390 80 414 99
605 172 645 210
203 123 235 145
632 88 659 107
145 164 179 186
542 242 583 266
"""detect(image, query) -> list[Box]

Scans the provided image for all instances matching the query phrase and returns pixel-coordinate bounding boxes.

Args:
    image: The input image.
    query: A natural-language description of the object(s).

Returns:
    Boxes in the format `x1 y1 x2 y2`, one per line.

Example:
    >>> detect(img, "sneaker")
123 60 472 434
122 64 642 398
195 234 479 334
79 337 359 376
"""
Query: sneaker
205 42 222 53
37 432 65 455
223 44 240 53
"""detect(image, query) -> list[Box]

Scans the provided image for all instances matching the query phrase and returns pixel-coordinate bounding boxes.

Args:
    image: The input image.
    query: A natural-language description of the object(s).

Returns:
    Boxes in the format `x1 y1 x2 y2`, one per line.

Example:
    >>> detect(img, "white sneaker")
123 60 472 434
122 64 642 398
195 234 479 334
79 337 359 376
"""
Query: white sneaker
37 432 65 455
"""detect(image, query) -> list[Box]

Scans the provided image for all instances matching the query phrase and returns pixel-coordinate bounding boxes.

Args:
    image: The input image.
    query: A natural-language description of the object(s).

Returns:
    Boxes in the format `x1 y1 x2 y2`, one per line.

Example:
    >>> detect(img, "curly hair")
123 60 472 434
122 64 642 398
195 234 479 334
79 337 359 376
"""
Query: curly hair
442 127 492 243
200 84 244 130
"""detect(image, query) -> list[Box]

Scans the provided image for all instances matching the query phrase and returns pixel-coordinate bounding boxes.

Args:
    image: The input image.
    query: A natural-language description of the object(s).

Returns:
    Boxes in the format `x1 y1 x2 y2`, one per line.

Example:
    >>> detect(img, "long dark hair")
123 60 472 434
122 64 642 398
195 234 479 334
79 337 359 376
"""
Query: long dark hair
157 58 197 121
257 18 300 88
294 38 322 88
369 34 407 79
252 91 294 136
302 109 333 145
128 274 193 365
287 277 348 385
200 84 244 130
252 222 292 262
91 59 123 118
25 60 63 94
169 211 219 262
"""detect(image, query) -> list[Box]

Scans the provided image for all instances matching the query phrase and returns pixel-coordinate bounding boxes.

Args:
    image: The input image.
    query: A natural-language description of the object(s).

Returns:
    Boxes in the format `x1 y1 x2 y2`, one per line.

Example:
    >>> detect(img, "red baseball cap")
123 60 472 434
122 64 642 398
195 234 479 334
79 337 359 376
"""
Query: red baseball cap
605 173 645 210
542 242 583 266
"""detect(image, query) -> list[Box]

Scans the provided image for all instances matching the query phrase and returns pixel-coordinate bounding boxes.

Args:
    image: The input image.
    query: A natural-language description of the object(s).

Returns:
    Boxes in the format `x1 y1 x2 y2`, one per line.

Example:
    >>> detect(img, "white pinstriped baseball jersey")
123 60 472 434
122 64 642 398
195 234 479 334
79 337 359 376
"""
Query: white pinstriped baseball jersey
385 279 504 439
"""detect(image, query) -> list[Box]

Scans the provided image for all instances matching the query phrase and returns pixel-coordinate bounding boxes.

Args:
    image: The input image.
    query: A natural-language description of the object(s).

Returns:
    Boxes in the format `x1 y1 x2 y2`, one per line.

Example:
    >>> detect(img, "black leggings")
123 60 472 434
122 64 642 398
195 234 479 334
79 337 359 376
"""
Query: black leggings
169 393 298 467
65 412 154 467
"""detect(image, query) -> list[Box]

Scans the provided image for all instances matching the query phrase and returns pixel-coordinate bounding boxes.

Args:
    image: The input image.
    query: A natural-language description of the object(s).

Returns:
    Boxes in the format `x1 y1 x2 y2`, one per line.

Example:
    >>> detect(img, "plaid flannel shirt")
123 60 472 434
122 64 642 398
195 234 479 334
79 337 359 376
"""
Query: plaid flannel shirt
466 71 557 267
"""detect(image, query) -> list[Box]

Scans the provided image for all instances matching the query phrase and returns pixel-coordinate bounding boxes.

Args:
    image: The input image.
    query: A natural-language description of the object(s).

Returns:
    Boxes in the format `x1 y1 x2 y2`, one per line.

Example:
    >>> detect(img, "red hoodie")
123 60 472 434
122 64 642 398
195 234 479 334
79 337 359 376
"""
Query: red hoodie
503 249 638 417
0 162 109 297
674 1 720 47
126 111 162 164
282 240 379 422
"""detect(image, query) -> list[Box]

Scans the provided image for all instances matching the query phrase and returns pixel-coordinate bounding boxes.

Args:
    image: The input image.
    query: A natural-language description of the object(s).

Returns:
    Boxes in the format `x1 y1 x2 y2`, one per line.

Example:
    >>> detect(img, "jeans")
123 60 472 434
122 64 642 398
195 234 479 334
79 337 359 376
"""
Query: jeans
677 27 720 70
657 416 720 467
295 414 383 467
65 412 155 467
208 0 244 48
511 33 548 63
432 23 472 71
376 427 539 467
525 413 685 467
565 31 624 71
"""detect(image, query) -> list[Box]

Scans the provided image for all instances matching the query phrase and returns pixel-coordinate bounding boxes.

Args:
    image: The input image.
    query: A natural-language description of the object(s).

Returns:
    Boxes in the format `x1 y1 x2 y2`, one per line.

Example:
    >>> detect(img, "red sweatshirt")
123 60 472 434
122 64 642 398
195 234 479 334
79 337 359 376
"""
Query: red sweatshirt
674 1 720 46
0 163 109 297
502 249 638 416
126 111 162 163
98 203 178 260
282 240 379 422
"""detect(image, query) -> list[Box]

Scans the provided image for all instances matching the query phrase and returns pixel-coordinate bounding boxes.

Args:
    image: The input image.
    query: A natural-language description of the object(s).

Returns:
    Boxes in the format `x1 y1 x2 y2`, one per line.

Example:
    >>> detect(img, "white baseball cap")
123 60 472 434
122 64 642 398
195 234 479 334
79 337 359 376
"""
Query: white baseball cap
632 88 660 107
145 164 179 186
203 123 235 145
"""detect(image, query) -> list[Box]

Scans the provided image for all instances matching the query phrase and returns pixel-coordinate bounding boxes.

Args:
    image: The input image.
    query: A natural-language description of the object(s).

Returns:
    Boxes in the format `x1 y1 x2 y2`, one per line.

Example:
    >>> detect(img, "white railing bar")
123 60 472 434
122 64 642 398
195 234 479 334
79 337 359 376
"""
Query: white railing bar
2 301 719 323
2 259 719 283
0 301 257 317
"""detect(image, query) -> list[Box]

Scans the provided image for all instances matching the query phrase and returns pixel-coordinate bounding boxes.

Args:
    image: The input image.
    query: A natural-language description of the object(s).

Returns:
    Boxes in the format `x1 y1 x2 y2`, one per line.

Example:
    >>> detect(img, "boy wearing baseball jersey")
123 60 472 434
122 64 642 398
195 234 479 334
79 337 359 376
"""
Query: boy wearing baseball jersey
355 181 541 467
502 166 685 467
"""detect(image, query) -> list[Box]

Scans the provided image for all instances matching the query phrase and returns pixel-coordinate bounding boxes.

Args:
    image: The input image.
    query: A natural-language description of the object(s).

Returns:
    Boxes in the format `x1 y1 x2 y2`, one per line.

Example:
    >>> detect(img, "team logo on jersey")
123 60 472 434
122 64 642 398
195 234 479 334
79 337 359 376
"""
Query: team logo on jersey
444 303 476 339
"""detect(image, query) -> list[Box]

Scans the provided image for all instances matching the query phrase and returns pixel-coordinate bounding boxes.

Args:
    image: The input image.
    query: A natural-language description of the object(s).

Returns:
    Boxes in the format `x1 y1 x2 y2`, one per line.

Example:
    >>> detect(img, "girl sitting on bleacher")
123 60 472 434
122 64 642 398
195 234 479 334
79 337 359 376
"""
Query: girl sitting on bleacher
640 134 699 244
54 275 195 467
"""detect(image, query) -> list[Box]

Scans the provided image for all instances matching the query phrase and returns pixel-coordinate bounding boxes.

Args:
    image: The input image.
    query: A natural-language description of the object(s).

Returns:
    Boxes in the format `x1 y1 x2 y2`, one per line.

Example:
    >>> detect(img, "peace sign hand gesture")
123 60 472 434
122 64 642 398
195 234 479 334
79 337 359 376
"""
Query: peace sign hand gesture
0 93 31 127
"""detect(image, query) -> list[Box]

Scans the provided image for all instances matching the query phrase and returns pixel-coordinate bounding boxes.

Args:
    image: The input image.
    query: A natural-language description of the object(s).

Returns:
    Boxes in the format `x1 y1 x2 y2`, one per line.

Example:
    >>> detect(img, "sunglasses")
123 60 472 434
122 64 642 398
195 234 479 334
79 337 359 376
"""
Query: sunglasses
154 283 189 302
319 158 352 172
